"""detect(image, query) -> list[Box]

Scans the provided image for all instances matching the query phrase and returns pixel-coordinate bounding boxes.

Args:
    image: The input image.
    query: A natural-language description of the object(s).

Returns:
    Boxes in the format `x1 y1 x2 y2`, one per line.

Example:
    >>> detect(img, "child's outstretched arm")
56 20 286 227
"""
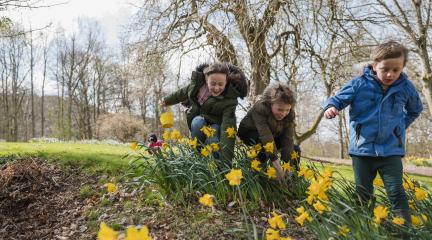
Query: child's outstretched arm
163 85 190 106
219 103 237 162
251 110 278 161
323 79 359 119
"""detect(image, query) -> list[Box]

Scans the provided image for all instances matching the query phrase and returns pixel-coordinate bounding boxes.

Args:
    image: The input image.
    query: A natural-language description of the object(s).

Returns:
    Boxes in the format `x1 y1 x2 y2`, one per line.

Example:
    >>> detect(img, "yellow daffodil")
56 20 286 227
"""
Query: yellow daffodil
162 142 169 149
414 187 428 201
210 143 220 152
373 205 389 225
253 143 262 152
97 222 117 240
373 178 384 187
298 166 314 180
296 206 305 214
268 212 286 230
170 129 183 140
392 217 405 226
126 225 152 240
130 141 138 151
160 111 174 128
201 146 210 157
306 195 315 205
247 149 258 159
163 130 171 141
307 177 331 202
225 127 236 138
295 206 312 226
200 126 216 138
291 150 299 160
338 225 350 237
265 228 280 240
403 177 415 190
321 166 333 179
280 237 293 240
295 211 312 226
199 194 214 207
411 215 423 226
264 142 275 153
313 201 330 214
421 214 428 222
265 166 277 179
106 183 117 194
225 169 243 186
282 162 293 172
251 159 261 172
188 137 198 149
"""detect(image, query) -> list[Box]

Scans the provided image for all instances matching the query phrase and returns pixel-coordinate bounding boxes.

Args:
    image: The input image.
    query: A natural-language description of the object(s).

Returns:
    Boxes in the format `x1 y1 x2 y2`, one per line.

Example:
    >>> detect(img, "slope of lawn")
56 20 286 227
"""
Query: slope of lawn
0 142 135 175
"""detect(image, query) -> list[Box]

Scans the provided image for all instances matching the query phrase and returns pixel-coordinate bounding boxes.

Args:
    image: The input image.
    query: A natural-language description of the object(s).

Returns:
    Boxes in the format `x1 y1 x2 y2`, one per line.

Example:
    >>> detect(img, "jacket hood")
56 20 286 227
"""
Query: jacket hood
363 64 407 87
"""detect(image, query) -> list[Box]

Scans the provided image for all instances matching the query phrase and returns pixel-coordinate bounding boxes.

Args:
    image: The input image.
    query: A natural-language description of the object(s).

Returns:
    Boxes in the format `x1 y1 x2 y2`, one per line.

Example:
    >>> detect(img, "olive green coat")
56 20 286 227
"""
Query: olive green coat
238 100 295 162
164 71 240 162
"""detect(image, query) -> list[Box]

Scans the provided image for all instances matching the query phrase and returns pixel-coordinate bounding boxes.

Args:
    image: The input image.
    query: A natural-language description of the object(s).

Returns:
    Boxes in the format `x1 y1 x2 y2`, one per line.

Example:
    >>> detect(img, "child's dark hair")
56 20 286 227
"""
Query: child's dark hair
261 83 296 105
148 133 157 142
203 62 229 76
228 64 248 98
371 40 409 66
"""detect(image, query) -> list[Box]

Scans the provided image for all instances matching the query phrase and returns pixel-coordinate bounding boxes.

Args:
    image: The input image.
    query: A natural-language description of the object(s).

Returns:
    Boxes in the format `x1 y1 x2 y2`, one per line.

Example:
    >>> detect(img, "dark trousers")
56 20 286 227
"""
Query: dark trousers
237 127 301 167
351 155 408 211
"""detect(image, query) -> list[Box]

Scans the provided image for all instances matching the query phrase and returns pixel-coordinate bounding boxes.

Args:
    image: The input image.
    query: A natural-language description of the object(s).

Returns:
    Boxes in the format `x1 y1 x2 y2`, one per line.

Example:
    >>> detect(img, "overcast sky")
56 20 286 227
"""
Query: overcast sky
6 0 136 46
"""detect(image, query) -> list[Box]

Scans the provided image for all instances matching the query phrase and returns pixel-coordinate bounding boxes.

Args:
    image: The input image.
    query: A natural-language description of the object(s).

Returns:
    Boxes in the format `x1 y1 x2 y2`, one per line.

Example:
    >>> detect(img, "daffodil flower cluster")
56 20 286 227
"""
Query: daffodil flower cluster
200 126 216 138
295 206 312 226
265 212 293 240
98 222 152 240
163 129 183 142
200 143 220 157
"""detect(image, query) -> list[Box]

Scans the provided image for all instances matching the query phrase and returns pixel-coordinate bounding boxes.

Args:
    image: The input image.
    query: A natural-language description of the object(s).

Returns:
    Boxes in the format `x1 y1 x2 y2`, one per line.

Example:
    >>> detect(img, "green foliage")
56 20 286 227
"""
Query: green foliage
129 140 307 208
79 185 96 199
297 167 432 240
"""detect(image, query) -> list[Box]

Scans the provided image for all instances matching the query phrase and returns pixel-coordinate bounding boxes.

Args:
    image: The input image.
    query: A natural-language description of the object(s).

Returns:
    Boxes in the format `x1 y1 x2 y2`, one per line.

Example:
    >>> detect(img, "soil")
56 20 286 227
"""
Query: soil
0 158 95 240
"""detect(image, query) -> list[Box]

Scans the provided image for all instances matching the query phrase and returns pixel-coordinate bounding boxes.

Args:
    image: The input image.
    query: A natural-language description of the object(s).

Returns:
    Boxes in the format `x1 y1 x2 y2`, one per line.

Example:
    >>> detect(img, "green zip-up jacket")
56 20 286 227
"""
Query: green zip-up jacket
238 100 295 162
163 71 241 162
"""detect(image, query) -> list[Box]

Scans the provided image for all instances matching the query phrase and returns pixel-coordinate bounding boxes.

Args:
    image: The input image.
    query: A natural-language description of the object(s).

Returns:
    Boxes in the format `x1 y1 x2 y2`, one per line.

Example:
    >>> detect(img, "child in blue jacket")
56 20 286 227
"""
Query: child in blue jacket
323 41 423 224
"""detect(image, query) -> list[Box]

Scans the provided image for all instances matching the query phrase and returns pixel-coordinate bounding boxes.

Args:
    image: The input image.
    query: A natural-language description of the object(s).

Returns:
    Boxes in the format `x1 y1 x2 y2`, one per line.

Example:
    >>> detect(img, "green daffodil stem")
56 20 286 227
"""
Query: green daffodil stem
236 185 258 240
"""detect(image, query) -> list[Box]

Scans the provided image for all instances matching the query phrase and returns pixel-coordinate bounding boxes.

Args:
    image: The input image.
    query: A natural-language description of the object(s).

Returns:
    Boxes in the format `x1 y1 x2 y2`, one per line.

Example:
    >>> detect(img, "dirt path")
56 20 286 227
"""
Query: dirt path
303 155 432 177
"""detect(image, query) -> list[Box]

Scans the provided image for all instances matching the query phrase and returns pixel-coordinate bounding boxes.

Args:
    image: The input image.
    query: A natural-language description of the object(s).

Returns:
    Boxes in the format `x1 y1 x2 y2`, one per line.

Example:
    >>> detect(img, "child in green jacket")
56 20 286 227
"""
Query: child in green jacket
238 83 300 181
162 62 247 162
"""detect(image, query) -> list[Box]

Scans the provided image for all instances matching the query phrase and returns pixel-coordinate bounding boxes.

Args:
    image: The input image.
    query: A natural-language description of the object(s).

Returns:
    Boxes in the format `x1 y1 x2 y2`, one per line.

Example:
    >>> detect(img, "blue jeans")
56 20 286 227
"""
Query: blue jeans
191 116 221 157
191 116 221 144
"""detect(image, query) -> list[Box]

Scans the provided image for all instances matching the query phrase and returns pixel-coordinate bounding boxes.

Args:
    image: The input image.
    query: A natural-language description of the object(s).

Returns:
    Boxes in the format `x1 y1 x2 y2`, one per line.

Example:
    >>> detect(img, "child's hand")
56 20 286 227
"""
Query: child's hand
272 160 286 182
161 100 167 107
324 106 339 119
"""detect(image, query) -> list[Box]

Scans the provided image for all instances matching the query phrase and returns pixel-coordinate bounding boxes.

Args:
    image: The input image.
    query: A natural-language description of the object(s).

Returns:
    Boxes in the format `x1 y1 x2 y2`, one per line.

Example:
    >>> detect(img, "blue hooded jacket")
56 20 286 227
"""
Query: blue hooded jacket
323 65 423 157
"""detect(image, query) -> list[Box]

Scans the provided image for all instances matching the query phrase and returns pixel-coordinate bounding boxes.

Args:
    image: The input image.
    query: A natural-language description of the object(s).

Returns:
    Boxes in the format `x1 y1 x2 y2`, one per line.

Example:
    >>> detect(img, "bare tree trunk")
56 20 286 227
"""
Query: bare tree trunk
41 39 48 137
29 29 36 138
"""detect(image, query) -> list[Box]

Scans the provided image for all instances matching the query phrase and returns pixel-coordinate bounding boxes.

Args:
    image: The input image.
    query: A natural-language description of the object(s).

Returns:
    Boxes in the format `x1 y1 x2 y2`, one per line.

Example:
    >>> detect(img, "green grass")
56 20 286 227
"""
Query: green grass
310 161 432 189
0 142 136 175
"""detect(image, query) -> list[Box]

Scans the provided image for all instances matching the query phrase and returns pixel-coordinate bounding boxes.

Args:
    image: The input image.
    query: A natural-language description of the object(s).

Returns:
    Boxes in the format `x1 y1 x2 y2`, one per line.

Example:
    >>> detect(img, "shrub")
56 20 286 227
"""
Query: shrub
95 113 147 142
